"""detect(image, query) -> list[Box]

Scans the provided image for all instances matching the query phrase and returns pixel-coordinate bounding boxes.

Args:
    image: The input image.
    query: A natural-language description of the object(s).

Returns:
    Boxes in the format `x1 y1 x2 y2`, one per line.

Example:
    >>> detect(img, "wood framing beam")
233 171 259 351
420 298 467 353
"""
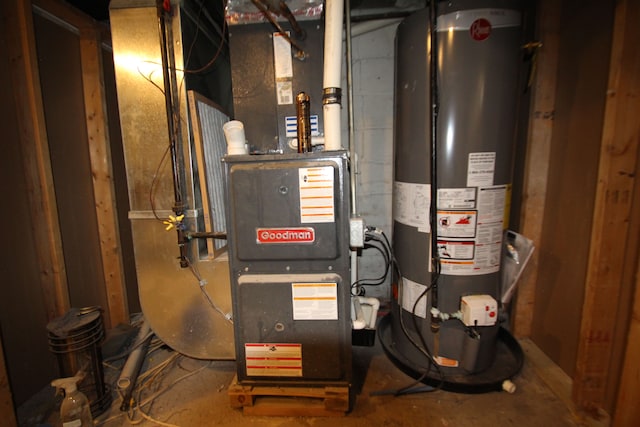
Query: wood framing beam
4 0 69 320
573 0 640 417
79 26 129 327
32 0 111 43
512 0 560 337
0 338 17 427
32 0 99 30
614 247 640 425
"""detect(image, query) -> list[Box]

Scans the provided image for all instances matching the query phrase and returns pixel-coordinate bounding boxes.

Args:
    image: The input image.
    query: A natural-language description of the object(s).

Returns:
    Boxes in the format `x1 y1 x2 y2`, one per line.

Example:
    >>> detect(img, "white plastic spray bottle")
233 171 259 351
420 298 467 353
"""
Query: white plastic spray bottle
51 376 93 427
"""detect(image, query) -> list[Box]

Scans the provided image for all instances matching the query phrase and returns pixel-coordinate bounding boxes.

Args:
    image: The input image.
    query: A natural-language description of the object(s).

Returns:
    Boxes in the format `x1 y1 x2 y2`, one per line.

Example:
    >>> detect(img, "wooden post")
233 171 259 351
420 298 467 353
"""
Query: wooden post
0 338 17 427
4 0 70 320
79 26 129 327
613 249 640 426
512 0 560 337
573 0 640 417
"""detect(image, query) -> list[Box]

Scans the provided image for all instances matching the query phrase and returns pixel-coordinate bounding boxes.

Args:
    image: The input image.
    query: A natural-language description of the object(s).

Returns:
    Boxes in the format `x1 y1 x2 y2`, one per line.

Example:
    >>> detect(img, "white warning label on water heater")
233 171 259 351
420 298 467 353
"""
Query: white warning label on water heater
439 185 506 276
401 277 428 319
437 210 477 238
245 343 302 377
291 282 338 320
467 152 496 187
299 166 335 223
438 187 477 209
393 181 431 233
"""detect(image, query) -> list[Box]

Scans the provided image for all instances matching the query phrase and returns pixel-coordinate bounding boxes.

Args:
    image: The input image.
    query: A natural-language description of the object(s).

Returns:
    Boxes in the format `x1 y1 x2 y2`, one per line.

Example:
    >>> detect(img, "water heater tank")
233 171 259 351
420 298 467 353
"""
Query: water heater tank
390 0 523 378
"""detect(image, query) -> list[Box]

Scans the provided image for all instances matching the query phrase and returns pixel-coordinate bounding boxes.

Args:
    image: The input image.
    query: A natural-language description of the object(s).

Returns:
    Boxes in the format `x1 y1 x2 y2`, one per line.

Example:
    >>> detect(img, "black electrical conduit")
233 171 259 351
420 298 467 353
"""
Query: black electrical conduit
428 0 440 333
157 0 189 267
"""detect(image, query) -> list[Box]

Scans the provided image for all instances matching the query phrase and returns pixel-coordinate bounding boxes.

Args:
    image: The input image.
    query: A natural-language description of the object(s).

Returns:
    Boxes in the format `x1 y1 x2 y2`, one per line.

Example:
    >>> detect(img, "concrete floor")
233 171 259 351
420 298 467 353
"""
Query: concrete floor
80 337 594 427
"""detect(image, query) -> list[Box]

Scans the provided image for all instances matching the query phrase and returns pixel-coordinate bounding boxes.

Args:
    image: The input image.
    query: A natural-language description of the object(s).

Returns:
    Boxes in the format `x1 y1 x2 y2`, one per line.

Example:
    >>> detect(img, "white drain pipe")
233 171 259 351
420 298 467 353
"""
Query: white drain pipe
322 0 344 151
117 320 152 409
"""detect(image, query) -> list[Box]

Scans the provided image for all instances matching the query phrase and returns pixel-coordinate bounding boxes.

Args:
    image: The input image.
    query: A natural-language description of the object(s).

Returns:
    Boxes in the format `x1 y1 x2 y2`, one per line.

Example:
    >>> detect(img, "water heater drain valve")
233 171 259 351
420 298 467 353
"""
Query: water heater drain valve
460 295 498 327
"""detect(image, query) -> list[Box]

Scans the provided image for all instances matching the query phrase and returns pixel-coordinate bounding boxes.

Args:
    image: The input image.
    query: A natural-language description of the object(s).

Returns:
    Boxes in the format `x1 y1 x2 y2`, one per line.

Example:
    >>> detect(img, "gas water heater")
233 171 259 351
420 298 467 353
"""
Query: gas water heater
382 0 525 389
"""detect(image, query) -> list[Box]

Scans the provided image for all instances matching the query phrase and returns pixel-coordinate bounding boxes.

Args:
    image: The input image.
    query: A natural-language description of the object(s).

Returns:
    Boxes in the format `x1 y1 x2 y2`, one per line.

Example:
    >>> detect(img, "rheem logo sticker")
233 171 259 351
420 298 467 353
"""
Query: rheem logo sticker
470 18 491 41
256 228 315 244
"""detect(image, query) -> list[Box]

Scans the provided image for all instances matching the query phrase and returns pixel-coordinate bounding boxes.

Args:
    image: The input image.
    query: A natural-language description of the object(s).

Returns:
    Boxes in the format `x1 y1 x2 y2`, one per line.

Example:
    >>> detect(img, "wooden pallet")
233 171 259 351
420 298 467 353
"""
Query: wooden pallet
227 376 350 417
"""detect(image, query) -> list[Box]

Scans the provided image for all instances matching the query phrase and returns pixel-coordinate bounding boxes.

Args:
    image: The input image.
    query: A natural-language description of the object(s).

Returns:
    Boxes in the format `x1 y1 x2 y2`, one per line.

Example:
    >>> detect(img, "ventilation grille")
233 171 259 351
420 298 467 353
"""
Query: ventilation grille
189 91 229 257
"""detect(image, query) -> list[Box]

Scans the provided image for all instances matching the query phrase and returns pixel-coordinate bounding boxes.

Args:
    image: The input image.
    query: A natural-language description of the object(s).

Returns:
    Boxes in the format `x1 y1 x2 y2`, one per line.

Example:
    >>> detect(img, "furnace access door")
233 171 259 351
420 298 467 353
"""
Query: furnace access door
224 151 351 386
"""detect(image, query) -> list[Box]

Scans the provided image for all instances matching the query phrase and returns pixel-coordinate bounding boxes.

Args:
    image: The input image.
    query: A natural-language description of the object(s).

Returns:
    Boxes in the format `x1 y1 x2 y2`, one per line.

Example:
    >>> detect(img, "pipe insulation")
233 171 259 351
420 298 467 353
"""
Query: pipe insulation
322 0 344 151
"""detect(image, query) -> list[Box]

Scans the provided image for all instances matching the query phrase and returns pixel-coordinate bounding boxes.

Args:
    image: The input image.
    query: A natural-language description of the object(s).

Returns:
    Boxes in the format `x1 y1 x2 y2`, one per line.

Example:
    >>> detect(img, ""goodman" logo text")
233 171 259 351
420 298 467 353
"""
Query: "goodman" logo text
256 227 315 244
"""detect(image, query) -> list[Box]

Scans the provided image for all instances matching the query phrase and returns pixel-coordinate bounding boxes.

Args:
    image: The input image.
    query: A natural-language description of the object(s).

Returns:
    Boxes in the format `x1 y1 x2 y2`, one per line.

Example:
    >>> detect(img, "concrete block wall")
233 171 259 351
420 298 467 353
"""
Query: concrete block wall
344 21 401 300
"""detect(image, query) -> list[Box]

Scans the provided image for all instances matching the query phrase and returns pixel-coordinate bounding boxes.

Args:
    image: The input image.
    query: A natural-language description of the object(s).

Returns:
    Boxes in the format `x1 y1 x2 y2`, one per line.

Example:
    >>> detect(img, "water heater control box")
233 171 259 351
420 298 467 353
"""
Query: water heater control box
461 295 498 327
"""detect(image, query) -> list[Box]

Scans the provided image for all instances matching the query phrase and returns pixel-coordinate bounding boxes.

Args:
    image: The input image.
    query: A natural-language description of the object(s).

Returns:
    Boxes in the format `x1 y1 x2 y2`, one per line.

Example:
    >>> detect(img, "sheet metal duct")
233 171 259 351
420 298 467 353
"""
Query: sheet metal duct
109 0 234 359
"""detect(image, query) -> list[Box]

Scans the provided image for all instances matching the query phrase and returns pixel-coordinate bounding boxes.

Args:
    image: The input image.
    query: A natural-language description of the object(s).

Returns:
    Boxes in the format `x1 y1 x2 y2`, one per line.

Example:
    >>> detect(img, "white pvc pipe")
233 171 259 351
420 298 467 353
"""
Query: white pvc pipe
323 105 342 150
117 320 152 398
357 296 380 329
352 297 367 330
287 136 325 150
323 0 344 151
323 0 343 90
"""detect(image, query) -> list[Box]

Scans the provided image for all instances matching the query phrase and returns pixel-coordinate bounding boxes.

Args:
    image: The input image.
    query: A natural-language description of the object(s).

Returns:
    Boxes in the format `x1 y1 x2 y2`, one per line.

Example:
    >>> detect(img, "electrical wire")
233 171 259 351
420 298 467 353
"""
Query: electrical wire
364 224 445 396
185 257 233 324
351 241 391 295
364 228 435 365
137 360 210 409
352 227 445 396
184 0 229 75
398 273 444 386
139 1 229 232
350 227 398 295
370 373 436 397
103 330 156 363
132 1 229 231
137 409 181 427
383 226 444 388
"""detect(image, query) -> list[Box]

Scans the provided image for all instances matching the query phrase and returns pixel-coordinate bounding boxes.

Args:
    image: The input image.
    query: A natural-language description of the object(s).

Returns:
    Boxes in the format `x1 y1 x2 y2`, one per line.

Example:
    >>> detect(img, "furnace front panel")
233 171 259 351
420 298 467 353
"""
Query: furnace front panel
224 151 351 385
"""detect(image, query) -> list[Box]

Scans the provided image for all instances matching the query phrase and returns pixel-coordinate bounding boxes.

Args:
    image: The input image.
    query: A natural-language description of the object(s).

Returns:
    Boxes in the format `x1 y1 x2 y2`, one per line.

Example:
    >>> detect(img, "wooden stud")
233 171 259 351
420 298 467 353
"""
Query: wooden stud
79 26 129 328
32 0 100 30
573 0 640 417
0 339 17 427
4 0 70 320
613 249 640 426
512 0 561 337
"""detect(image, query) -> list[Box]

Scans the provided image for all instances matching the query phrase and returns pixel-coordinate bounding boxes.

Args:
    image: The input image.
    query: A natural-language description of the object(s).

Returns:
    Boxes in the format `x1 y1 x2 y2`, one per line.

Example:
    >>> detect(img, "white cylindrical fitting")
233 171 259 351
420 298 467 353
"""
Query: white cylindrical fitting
288 136 326 150
352 297 367 330
223 120 248 155
357 296 380 329
502 379 516 394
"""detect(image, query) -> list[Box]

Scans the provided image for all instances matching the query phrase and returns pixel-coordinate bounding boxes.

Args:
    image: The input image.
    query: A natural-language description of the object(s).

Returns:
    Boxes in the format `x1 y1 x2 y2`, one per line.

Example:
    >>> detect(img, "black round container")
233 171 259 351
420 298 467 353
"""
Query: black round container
47 307 112 417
